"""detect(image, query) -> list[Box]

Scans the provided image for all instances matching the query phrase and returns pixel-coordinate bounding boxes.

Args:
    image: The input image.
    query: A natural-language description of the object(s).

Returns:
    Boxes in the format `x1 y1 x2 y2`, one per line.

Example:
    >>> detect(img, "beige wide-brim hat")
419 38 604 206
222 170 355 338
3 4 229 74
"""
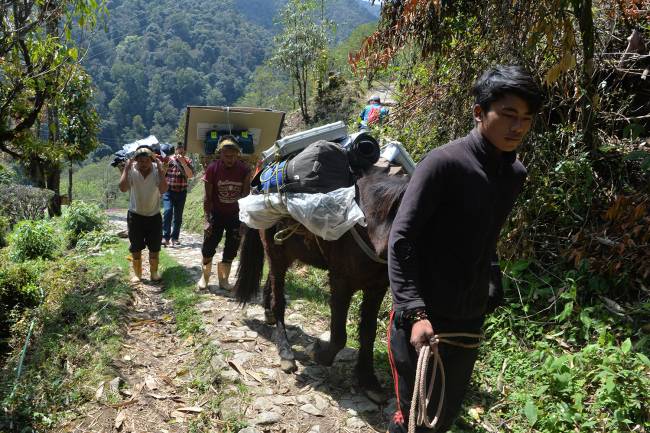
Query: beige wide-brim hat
218 138 241 153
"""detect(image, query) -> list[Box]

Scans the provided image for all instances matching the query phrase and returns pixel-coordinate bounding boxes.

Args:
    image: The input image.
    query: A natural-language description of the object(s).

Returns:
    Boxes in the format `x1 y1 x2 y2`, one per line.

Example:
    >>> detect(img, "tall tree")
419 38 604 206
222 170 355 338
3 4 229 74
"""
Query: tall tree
0 0 104 213
351 0 646 151
271 0 332 123
0 0 104 154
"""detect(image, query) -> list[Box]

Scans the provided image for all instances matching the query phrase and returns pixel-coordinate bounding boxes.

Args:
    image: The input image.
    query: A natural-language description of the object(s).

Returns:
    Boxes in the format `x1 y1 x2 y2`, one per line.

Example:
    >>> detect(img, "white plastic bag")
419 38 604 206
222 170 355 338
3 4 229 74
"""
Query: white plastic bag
238 193 289 229
286 186 366 241
238 186 366 240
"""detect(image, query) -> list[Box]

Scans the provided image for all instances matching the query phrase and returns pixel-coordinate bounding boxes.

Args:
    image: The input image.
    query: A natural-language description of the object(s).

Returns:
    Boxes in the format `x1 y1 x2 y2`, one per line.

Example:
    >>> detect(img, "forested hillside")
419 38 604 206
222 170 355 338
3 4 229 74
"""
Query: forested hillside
84 0 377 149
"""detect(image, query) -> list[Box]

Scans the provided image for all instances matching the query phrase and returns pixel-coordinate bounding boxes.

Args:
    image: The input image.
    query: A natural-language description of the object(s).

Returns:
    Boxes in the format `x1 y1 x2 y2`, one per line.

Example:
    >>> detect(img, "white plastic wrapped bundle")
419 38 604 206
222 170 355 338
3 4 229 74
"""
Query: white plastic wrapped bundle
238 186 366 241
238 193 289 229
286 187 366 241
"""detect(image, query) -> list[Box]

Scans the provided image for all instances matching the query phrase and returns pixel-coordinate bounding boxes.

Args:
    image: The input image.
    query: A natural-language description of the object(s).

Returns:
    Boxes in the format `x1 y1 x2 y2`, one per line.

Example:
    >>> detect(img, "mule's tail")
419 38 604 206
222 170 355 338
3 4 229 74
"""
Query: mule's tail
234 226 265 304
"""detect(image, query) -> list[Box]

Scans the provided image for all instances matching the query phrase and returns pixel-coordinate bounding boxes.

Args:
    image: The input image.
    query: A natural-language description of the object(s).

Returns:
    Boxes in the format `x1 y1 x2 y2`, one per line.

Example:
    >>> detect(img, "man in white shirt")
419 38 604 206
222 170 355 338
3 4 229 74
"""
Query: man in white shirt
119 146 168 282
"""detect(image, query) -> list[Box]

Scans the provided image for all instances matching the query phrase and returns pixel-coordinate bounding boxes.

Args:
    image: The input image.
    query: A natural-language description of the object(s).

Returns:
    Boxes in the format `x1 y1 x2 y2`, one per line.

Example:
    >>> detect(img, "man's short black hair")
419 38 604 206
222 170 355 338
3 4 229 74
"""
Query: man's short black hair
472 65 542 114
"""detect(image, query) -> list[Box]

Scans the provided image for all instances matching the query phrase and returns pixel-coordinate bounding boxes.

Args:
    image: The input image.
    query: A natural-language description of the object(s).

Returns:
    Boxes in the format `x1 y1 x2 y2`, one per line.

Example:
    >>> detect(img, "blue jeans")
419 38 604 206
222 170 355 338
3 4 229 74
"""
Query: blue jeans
162 190 187 241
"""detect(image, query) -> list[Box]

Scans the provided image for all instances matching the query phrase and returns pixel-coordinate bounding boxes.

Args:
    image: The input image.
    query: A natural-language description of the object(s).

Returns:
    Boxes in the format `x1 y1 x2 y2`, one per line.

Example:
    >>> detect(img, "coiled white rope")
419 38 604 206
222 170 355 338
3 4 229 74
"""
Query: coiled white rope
408 333 482 433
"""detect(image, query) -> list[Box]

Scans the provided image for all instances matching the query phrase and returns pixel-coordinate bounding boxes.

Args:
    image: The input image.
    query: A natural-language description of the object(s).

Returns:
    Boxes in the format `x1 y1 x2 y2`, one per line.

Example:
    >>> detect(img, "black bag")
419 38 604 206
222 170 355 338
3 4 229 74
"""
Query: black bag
282 140 353 193
344 132 380 171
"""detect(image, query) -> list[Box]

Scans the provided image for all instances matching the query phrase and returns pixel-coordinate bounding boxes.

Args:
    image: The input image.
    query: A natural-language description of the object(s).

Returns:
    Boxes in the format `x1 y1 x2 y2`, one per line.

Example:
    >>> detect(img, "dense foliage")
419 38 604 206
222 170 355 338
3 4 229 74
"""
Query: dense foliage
345 1 650 430
61 201 107 246
84 0 378 148
0 185 53 226
0 1 104 213
8 220 60 262
0 243 129 431
354 0 649 292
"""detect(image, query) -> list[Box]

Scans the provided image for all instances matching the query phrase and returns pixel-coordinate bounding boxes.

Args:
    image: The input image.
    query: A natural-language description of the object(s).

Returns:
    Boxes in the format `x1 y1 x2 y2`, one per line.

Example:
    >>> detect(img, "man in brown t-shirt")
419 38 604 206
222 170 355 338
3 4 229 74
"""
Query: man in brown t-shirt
197 135 251 291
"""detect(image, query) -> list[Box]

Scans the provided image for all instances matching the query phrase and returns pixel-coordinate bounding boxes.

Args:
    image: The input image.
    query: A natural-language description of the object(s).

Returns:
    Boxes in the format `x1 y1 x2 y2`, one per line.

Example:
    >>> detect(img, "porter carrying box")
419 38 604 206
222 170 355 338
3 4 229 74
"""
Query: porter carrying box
183 106 285 162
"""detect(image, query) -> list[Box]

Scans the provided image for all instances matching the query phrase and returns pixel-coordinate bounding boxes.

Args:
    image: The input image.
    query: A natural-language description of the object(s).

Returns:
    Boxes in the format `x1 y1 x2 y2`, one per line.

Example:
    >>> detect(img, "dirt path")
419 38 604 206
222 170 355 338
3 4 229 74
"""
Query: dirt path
65 212 396 432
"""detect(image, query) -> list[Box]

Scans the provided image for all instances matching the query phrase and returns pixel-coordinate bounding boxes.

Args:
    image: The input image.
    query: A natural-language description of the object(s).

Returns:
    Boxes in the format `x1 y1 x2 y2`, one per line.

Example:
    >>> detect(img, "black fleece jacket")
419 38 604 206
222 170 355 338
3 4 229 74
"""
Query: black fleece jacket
388 128 527 320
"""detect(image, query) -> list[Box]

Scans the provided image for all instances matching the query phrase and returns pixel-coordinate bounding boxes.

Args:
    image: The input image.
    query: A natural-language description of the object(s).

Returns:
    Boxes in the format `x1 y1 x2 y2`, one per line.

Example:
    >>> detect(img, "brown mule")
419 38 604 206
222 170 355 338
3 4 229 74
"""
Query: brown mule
234 169 409 402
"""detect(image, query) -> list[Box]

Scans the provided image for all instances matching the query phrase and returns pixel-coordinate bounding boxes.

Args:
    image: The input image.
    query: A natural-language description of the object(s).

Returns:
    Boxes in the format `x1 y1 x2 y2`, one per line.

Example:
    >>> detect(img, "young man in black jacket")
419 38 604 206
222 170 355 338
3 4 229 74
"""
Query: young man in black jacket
387 65 542 432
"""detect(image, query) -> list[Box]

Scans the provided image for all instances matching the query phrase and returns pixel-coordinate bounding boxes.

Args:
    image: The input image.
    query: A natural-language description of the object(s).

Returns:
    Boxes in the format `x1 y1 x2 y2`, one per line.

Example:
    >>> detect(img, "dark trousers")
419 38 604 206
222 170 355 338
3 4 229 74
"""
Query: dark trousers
162 190 187 241
201 214 241 262
388 312 483 433
127 211 162 253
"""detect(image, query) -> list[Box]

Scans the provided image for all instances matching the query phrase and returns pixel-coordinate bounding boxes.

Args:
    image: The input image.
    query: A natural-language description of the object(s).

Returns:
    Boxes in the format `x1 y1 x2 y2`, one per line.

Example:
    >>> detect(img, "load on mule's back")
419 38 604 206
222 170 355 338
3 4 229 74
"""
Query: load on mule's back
235 122 411 401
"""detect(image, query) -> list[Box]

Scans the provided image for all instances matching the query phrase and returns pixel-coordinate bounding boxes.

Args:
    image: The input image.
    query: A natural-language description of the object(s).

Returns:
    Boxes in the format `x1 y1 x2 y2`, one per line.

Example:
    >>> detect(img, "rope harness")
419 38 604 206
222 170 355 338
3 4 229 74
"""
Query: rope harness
273 222 304 244
349 225 387 264
407 333 482 433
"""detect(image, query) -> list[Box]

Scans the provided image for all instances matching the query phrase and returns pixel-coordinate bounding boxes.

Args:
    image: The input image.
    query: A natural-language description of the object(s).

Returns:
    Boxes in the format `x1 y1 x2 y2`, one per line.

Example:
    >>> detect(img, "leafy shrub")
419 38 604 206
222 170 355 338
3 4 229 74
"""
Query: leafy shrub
62 201 106 246
0 184 53 225
0 214 9 247
0 164 14 185
8 219 60 262
525 340 649 432
75 230 118 252
0 254 43 333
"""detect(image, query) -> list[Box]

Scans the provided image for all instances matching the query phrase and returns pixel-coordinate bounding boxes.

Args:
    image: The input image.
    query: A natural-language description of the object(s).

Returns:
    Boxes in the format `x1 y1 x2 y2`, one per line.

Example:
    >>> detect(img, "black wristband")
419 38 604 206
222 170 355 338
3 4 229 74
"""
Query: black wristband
404 308 428 324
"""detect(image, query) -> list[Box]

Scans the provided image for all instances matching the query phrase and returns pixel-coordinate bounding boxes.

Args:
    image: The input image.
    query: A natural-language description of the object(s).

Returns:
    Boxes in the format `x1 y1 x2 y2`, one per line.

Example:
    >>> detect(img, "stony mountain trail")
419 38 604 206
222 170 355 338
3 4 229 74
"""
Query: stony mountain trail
63 211 396 432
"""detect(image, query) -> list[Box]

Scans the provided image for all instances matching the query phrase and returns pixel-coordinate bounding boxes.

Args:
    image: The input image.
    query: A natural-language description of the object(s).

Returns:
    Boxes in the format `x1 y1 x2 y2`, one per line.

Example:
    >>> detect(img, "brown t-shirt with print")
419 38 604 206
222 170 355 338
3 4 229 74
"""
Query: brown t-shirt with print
202 159 250 218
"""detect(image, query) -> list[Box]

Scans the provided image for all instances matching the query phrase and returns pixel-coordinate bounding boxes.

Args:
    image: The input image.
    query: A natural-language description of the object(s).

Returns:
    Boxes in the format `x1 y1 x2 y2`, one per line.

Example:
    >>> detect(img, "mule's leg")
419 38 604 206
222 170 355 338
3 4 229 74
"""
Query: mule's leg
269 267 296 372
356 286 388 403
262 277 276 325
314 276 354 366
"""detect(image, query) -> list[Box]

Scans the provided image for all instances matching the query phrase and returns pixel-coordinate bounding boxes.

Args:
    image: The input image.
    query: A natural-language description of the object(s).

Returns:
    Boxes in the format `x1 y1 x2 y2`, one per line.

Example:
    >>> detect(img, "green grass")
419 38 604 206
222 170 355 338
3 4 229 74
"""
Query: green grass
157 248 250 432
0 241 132 431
60 156 130 209
181 178 205 234
159 250 204 336
0 235 250 432
285 265 393 375
283 263 650 432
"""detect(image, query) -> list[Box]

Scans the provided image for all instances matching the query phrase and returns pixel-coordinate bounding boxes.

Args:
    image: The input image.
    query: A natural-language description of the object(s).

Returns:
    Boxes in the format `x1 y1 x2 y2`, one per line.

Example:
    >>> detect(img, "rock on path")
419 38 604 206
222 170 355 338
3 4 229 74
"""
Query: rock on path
99 212 394 432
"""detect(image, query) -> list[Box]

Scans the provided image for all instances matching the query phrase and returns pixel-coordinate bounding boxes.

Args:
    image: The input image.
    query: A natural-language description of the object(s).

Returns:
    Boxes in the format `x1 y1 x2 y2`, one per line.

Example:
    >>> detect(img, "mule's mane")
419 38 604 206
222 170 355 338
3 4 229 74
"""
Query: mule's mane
357 171 409 229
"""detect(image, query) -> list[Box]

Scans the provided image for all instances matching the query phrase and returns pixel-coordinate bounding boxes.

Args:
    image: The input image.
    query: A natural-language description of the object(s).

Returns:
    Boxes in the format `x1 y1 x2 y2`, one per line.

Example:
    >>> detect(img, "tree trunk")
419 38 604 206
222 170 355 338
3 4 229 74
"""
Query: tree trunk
301 65 309 123
46 102 62 216
574 0 596 152
45 8 62 217
68 162 73 203
46 164 61 216
295 65 310 123
28 155 46 188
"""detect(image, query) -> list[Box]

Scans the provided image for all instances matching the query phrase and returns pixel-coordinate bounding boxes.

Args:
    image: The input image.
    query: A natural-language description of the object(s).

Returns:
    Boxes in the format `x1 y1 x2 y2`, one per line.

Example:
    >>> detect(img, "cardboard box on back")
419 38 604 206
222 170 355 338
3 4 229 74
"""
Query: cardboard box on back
183 106 285 165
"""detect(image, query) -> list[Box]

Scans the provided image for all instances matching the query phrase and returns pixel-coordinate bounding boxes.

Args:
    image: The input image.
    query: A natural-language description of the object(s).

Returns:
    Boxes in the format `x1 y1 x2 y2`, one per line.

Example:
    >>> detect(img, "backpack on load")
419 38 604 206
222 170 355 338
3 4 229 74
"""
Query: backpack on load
366 105 382 126
284 140 353 193
254 140 353 194
204 129 255 155
258 159 289 193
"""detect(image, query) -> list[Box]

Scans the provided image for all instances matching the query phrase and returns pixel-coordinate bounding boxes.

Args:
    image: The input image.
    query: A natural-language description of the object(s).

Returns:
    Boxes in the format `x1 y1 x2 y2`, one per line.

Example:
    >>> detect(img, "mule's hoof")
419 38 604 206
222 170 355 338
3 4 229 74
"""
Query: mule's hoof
264 309 276 325
280 358 297 373
312 341 336 366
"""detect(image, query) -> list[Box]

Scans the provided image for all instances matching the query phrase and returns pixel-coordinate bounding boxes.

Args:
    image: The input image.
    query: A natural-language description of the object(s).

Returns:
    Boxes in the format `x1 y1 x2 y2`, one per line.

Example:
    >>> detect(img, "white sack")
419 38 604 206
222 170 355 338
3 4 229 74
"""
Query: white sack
286 186 365 241
239 193 289 229
238 186 366 241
